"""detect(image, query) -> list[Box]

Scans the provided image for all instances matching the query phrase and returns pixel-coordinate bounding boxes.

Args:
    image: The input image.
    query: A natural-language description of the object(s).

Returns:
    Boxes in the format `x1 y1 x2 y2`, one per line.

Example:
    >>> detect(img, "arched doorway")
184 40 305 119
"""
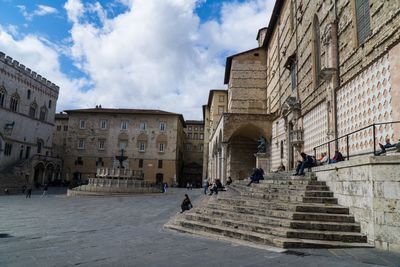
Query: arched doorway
45 164 55 184
156 173 163 185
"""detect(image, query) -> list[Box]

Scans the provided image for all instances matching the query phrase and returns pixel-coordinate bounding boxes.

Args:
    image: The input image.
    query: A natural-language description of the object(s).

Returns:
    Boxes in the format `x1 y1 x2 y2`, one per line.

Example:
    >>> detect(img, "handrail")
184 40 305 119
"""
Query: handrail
313 121 400 160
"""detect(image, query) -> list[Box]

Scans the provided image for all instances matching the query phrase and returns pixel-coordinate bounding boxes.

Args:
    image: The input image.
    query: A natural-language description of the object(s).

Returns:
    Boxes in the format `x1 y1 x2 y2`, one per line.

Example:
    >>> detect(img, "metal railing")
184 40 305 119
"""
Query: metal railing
313 121 400 161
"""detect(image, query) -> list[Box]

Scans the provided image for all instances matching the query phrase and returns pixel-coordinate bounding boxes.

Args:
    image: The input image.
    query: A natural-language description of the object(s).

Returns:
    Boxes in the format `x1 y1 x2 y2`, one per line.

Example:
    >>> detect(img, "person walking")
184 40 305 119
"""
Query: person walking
41 183 48 197
203 180 209 195
26 187 32 198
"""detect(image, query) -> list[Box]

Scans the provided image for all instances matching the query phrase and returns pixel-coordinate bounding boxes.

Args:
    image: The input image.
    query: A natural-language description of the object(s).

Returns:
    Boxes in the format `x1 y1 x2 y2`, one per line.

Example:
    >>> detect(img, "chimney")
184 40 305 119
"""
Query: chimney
256 27 268 47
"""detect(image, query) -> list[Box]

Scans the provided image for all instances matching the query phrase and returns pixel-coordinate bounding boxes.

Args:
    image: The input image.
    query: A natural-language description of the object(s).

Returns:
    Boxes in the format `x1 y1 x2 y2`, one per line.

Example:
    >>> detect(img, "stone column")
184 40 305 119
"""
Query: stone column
255 153 269 173
221 143 227 183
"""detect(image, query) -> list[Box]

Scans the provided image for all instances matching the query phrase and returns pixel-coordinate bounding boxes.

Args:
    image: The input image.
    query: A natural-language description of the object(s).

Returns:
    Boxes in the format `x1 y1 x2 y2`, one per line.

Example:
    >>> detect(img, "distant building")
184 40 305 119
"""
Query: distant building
0 51 61 190
182 120 204 187
54 107 186 186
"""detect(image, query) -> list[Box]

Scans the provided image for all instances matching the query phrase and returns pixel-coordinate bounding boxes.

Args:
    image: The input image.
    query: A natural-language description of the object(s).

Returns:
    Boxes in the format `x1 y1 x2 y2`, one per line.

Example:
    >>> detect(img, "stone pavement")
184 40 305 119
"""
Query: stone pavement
0 187 399 267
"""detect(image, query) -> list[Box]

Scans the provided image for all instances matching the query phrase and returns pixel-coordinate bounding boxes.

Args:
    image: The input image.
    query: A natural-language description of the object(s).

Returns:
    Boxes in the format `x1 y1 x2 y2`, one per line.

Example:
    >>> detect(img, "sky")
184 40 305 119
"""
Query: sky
0 0 273 119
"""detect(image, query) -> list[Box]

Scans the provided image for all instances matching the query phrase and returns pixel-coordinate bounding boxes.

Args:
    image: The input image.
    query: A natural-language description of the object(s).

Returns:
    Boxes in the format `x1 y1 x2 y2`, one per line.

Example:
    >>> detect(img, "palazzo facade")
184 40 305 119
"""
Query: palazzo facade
205 0 400 180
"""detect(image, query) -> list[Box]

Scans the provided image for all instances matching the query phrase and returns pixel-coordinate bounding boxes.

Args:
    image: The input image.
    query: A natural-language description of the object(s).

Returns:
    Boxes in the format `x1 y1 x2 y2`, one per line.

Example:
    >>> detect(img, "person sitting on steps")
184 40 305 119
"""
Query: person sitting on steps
180 194 192 213
294 152 316 176
247 168 262 186
331 150 344 163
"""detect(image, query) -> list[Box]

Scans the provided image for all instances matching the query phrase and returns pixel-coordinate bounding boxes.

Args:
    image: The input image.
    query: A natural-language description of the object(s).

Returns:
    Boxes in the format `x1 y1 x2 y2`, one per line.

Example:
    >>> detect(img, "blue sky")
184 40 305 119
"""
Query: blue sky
0 0 272 119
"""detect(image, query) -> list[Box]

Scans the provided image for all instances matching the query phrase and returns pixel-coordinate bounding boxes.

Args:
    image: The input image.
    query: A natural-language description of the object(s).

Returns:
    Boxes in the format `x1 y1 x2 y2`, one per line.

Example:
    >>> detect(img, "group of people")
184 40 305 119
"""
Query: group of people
203 178 231 196
294 150 344 176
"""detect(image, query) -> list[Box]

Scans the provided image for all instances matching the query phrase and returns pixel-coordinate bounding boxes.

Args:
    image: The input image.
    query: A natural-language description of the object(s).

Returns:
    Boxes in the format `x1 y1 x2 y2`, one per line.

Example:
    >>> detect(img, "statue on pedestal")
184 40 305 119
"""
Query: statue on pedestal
257 136 267 153
115 149 128 169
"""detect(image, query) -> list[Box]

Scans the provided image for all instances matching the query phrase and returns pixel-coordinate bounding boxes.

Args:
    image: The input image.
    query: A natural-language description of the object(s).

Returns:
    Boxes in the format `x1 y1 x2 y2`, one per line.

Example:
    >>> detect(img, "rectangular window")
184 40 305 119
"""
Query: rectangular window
25 146 30 159
0 91 5 107
218 106 224 114
219 95 224 102
188 126 192 131
27 90 31 99
200 127 204 131
79 120 85 129
100 120 107 129
291 63 297 91
158 160 163 169
199 144 203 152
159 143 165 152
56 125 61 131
185 143 192 151
78 139 85 149
76 157 83 165
200 133 204 140
4 143 12 156
98 139 105 150
138 159 143 168
139 122 147 130
96 157 104 167
188 133 192 139
119 141 128 150
194 133 198 140
160 122 166 131
355 0 371 45
48 100 52 109
121 121 128 130
194 127 198 131
64 125 68 131
139 142 146 152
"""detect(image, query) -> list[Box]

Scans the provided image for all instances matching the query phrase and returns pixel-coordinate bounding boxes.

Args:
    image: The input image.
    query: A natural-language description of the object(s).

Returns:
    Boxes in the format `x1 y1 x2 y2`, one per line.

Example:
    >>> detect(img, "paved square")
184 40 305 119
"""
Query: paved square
1 188 400 267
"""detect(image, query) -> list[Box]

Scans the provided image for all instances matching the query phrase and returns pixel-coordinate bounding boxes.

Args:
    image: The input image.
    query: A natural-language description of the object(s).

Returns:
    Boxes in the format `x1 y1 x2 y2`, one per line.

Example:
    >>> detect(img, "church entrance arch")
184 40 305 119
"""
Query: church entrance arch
33 162 45 187
156 173 163 185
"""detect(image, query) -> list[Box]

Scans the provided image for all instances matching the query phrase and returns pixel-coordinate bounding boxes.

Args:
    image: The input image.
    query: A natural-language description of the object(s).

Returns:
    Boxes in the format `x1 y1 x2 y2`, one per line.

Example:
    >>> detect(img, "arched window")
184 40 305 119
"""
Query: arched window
39 106 47 121
355 0 371 46
0 86 6 107
29 102 37 118
37 139 43 154
312 15 321 88
10 93 20 112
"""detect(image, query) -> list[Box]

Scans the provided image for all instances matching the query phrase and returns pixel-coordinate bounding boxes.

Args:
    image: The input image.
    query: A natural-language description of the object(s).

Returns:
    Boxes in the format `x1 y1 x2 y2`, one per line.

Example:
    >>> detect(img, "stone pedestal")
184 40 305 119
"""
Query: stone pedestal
255 153 270 172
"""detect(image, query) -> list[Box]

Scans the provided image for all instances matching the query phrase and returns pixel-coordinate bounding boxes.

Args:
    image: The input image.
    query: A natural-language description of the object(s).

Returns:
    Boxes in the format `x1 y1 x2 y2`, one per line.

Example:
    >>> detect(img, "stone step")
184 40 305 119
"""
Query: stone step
166 220 372 249
185 213 290 234
290 220 361 232
216 196 347 215
306 185 330 191
293 212 355 223
200 206 293 223
286 228 367 243
240 191 305 203
295 204 349 214
303 197 338 204
304 191 334 197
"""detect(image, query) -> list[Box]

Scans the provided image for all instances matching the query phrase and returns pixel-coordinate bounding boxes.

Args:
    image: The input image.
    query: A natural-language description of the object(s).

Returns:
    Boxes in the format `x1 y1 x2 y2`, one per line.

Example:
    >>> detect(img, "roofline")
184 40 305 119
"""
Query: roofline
256 27 268 40
224 47 264 84
207 89 228 107
261 0 285 48
63 108 186 127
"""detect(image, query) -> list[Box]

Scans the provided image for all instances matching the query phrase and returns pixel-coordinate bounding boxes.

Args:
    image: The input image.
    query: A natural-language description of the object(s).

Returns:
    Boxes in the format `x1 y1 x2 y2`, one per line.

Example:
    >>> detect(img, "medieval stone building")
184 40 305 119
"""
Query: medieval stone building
182 120 204 187
54 107 186 186
0 51 61 191
202 0 400 250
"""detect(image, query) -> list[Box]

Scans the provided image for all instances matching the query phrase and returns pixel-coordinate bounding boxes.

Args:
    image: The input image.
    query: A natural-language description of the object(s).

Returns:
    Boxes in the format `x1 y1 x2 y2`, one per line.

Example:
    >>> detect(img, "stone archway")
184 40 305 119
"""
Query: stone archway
45 163 55 184
227 124 265 180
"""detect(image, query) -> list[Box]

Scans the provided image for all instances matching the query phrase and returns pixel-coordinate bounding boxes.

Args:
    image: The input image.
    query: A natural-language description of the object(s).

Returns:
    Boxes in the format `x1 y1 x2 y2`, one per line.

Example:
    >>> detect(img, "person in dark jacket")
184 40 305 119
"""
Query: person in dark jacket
332 150 344 163
180 194 192 213
294 152 316 176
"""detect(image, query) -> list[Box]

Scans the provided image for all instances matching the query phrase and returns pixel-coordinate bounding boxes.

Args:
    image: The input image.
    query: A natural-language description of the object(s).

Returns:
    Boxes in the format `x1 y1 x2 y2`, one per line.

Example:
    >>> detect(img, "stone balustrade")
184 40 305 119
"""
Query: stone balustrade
96 168 143 179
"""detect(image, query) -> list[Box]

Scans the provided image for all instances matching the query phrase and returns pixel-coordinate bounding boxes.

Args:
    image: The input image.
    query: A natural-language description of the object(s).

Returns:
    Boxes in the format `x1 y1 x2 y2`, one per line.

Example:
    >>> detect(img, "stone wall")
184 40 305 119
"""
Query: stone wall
271 118 286 170
313 155 400 252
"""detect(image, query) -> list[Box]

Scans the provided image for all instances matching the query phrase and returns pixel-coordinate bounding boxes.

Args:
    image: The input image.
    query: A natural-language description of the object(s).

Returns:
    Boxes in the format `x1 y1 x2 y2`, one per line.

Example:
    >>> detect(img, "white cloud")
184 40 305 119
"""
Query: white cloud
61 0 271 119
0 25 90 110
17 4 58 21
4 0 272 119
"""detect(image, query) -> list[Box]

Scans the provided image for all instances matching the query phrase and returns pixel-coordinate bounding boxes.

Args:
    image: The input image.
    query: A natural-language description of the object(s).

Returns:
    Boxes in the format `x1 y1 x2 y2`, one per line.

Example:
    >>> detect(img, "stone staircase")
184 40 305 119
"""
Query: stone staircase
0 159 29 194
165 172 372 248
